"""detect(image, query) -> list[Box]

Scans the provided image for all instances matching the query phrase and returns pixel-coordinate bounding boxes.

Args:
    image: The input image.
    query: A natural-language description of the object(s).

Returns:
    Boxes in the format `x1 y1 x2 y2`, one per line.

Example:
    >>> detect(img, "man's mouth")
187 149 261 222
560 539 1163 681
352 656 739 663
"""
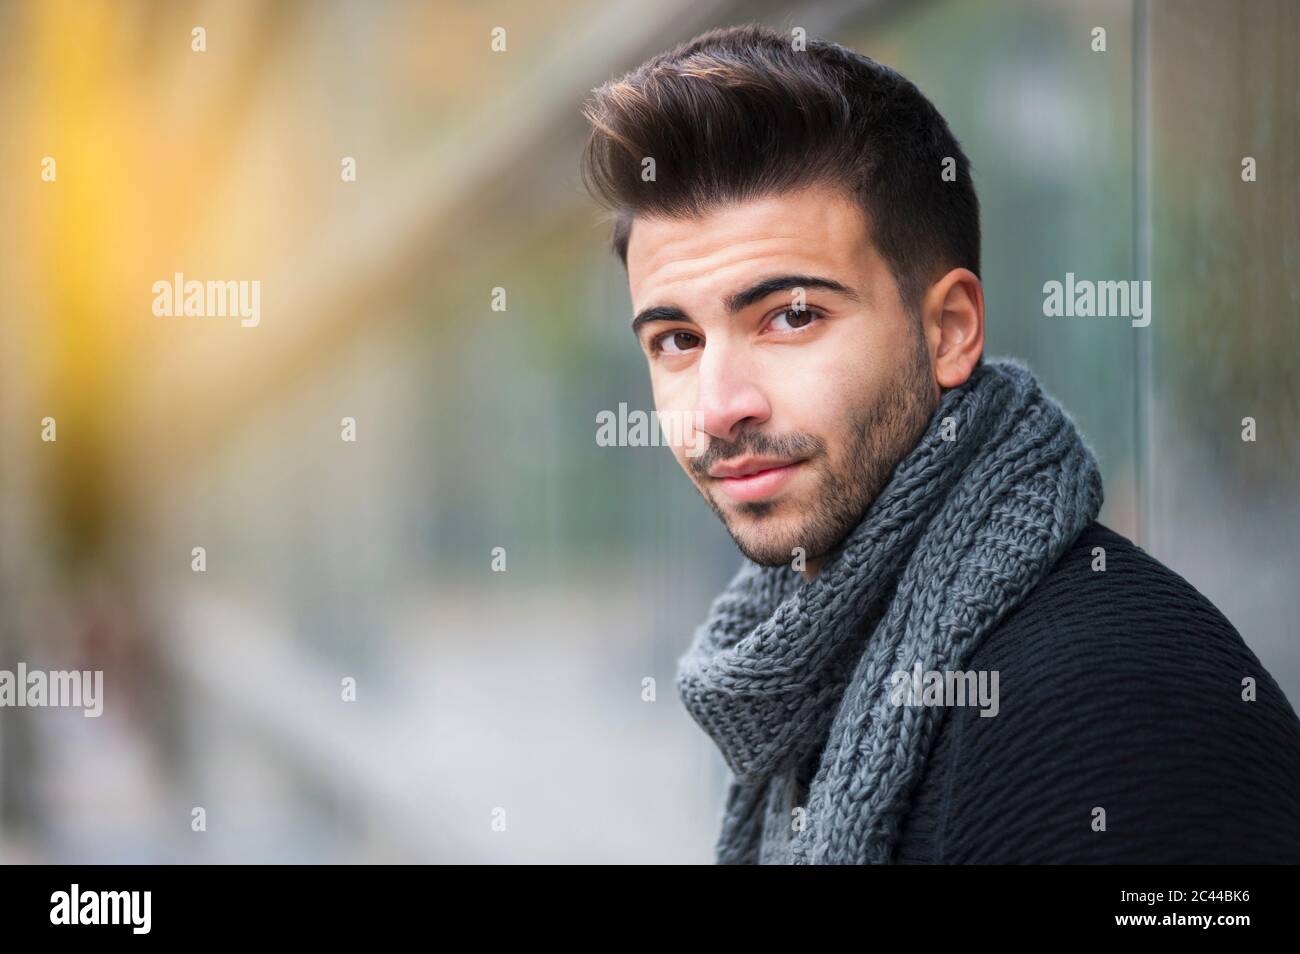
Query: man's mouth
708 457 807 503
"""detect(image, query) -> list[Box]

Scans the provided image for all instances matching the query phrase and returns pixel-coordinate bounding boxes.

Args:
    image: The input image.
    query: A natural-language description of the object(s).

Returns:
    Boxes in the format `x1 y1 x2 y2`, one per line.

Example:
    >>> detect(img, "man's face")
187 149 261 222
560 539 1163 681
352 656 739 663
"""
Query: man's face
626 183 940 568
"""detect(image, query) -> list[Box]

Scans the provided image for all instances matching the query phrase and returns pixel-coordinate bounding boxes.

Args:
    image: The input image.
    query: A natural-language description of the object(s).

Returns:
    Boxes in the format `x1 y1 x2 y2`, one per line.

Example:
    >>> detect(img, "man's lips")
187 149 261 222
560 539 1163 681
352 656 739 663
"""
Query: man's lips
709 457 806 503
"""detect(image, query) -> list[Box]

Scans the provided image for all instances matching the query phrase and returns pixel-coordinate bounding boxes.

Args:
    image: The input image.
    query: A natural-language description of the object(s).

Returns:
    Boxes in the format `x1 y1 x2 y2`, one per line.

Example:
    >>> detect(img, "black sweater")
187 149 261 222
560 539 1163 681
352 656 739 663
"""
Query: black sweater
891 521 1300 863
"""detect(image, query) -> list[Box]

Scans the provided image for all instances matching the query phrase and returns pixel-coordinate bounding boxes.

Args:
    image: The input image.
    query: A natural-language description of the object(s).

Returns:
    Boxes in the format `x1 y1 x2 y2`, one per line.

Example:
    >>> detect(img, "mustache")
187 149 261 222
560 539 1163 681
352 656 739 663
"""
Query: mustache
688 429 825 478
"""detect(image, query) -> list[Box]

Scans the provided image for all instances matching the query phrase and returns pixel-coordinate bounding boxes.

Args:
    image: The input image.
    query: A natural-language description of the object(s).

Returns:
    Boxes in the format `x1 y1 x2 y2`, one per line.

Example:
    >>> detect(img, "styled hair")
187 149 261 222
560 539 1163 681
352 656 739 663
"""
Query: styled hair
580 23 980 315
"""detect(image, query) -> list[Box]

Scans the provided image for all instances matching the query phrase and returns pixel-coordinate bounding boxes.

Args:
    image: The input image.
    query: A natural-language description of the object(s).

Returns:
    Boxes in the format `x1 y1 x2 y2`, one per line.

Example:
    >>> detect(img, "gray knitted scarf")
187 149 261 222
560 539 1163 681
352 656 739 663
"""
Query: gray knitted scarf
675 357 1103 864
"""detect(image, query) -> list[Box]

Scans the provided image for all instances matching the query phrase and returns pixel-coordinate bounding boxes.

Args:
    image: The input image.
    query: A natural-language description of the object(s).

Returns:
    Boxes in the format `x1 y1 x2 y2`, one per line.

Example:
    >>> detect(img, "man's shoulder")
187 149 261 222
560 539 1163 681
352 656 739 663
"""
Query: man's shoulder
922 520 1300 863
967 518 1300 743
976 520 1266 682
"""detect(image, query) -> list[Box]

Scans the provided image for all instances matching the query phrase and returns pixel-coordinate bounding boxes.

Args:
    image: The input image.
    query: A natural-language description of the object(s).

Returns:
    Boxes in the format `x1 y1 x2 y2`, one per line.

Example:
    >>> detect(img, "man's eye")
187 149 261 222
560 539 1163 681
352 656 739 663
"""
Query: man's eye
656 330 702 355
770 307 819 332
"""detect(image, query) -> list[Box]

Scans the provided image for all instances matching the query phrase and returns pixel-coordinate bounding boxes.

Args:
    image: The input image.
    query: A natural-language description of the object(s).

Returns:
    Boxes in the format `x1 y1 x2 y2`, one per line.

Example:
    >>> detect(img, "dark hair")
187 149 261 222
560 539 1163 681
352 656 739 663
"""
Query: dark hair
580 23 980 316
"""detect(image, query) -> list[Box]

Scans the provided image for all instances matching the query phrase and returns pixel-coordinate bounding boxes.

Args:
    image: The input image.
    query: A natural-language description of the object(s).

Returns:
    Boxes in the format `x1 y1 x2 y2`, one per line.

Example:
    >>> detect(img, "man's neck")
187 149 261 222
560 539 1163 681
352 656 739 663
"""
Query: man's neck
801 557 825 582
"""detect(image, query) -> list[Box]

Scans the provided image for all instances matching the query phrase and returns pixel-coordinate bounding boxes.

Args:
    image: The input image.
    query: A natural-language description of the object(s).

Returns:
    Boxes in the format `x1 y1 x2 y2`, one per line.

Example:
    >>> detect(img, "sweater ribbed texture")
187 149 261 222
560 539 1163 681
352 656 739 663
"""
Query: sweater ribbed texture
893 521 1300 864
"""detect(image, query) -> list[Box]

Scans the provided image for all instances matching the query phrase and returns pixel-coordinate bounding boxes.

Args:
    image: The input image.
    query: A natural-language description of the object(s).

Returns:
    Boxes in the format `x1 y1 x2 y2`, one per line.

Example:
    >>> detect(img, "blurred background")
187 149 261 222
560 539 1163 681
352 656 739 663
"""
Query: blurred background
0 0 1295 862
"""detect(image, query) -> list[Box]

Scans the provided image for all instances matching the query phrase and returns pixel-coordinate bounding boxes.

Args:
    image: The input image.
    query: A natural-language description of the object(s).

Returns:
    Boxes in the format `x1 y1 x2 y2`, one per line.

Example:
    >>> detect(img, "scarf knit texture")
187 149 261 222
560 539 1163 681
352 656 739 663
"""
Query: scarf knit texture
675 357 1104 864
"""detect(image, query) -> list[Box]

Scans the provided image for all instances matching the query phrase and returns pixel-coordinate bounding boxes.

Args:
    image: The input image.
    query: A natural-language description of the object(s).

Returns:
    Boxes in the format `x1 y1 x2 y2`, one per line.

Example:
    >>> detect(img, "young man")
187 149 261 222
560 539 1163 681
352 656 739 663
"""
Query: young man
580 24 1300 864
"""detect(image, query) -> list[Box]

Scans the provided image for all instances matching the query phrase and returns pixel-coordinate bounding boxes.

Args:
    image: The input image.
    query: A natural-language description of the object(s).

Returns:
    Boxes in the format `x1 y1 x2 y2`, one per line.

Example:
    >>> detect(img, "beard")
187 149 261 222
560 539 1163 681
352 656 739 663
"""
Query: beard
686 327 938 567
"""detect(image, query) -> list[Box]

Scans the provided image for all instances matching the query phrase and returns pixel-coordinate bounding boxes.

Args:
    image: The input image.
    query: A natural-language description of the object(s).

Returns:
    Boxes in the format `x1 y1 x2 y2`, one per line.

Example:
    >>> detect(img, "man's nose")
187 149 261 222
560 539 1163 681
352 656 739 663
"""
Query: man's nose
694 342 770 443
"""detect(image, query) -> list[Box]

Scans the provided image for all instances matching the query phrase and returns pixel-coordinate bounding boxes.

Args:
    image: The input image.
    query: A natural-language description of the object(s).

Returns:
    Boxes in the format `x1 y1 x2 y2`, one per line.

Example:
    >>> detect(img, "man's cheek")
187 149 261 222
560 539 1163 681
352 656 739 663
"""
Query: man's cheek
683 410 706 458
658 409 706 464
648 376 703 458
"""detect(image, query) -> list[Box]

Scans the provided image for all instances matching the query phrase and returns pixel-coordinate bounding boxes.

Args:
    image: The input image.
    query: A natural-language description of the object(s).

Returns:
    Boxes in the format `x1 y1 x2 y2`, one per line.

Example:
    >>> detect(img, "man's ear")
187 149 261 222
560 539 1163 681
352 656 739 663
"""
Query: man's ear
921 267 984 389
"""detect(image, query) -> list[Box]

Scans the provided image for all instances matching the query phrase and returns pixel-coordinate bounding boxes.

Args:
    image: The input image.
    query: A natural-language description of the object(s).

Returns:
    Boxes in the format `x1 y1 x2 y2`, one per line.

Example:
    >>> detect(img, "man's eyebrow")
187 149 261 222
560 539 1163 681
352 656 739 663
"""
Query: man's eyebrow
631 305 695 339
631 274 860 337
723 274 861 314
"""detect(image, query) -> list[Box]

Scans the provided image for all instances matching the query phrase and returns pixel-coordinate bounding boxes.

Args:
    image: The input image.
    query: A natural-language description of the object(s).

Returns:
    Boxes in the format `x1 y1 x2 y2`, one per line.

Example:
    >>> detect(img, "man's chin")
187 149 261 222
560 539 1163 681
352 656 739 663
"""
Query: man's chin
719 512 807 567
709 483 870 570
735 545 803 568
